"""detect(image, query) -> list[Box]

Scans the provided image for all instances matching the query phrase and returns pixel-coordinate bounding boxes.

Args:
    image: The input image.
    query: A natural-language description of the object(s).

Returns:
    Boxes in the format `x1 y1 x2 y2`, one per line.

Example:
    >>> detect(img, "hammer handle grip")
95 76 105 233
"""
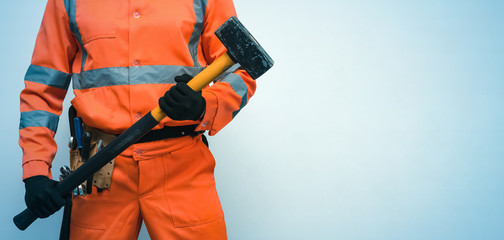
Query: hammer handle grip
151 52 236 122
13 208 37 231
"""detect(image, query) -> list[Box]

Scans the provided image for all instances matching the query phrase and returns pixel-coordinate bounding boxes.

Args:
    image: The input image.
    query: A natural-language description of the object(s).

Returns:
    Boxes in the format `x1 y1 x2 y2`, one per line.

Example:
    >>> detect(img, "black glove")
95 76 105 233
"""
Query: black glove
159 74 206 121
24 175 66 218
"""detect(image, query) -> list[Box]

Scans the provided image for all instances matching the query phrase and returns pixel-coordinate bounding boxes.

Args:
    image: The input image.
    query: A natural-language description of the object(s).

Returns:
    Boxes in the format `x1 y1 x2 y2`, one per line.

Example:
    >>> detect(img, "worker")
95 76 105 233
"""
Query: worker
19 0 255 239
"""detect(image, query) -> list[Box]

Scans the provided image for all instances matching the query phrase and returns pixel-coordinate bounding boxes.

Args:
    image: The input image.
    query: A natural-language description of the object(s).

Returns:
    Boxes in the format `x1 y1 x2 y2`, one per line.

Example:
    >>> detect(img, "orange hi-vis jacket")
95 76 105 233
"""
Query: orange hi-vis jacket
19 0 255 180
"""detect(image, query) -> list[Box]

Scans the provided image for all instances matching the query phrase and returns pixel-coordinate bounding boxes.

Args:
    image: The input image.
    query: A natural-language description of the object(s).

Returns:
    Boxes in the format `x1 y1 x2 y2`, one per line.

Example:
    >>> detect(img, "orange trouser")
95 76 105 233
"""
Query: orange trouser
69 135 227 240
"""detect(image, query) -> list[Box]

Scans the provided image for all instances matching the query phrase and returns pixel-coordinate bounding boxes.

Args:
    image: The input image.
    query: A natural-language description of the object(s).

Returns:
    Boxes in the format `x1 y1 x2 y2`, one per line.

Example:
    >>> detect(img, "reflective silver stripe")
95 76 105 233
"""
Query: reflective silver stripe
215 64 240 83
218 73 249 118
64 0 87 72
189 0 208 67
73 65 205 90
25 65 71 90
20 110 59 132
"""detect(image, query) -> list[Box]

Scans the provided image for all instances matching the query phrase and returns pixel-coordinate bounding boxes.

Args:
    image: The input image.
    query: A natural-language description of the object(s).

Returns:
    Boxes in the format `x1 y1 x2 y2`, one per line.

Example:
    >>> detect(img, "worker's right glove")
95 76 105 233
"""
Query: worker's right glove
24 175 66 218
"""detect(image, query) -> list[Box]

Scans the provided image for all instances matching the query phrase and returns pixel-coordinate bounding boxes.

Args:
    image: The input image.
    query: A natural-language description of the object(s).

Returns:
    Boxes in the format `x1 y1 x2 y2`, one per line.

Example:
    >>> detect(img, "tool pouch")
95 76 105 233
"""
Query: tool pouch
69 127 117 194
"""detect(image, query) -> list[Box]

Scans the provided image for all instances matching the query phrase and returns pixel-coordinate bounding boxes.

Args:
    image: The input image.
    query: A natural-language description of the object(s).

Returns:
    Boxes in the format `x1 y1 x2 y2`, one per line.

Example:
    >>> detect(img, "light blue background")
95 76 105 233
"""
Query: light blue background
1 0 503 239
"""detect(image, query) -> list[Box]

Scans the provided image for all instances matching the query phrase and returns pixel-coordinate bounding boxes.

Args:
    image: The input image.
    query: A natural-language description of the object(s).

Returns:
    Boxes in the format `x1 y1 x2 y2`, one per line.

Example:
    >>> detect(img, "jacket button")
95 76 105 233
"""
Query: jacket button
133 11 141 18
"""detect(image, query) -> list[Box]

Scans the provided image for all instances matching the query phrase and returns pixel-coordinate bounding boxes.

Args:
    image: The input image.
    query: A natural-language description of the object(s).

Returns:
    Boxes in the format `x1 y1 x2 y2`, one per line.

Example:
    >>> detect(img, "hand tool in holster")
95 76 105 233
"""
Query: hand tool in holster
68 106 77 150
72 116 87 195
81 131 93 194
14 16 274 231
73 117 83 152
94 139 105 193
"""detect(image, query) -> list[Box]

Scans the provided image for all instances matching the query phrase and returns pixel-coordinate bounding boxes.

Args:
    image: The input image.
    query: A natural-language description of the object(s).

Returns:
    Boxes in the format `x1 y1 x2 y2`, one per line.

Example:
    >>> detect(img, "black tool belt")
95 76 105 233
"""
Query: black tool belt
135 124 203 143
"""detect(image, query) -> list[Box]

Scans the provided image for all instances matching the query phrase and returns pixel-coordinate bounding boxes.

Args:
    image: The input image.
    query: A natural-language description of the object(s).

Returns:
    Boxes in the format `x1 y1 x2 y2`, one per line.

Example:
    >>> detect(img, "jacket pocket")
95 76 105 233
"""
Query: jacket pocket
83 34 116 45
76 0 118 45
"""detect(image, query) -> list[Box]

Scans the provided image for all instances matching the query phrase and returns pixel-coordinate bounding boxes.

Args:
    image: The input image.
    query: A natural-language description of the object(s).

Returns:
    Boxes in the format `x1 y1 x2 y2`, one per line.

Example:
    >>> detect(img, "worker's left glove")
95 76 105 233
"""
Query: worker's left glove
159 74 206 121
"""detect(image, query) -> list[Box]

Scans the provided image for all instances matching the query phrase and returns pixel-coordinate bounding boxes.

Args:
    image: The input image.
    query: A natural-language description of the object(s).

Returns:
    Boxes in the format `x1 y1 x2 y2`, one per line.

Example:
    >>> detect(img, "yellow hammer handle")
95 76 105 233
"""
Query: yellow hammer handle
187 52 236 91
151 52 236 122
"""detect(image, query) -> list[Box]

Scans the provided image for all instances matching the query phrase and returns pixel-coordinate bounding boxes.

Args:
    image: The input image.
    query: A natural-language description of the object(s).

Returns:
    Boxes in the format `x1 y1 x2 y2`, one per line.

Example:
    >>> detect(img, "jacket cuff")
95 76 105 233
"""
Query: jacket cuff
195 90 218 134
22 160 52 180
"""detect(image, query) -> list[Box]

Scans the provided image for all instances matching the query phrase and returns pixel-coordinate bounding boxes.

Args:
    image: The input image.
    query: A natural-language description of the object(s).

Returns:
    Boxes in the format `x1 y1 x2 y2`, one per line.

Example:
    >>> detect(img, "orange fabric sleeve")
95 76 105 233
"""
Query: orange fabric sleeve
19 0 77 180
196 0 257 135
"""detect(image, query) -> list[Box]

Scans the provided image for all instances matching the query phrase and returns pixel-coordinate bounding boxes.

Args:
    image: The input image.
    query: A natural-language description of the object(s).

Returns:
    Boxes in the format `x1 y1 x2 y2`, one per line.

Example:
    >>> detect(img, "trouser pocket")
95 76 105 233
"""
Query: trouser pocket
163 138 223 227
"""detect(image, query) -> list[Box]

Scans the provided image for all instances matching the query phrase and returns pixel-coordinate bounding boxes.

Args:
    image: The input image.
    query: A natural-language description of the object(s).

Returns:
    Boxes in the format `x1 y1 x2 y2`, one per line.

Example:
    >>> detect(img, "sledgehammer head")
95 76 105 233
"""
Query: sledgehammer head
215 16 274 79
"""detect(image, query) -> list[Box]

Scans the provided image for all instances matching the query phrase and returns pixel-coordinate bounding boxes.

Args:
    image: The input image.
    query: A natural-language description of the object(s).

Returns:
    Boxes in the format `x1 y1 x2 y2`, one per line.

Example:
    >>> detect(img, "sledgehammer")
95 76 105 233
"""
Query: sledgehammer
14 16 273 230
